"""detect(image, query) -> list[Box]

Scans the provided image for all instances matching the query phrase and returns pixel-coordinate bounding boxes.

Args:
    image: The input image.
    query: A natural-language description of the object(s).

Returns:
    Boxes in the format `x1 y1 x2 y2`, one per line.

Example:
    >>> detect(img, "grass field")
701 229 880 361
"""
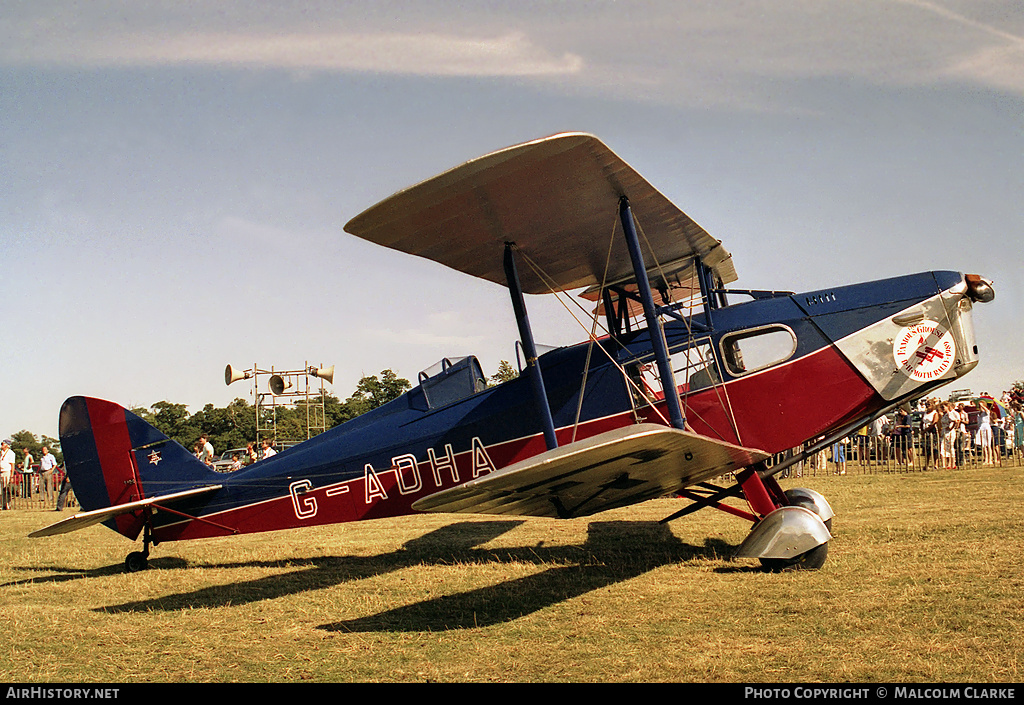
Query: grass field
1 466 1022 683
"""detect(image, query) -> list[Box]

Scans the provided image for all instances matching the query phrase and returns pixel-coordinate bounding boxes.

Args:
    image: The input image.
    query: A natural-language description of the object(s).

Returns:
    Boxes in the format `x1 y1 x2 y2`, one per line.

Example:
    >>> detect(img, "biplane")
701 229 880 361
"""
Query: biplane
32 132 994 572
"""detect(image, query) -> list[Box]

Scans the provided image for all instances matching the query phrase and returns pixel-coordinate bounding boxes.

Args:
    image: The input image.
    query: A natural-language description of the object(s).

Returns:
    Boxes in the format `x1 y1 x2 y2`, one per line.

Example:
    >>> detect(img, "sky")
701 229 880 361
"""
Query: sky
2 0 1022 440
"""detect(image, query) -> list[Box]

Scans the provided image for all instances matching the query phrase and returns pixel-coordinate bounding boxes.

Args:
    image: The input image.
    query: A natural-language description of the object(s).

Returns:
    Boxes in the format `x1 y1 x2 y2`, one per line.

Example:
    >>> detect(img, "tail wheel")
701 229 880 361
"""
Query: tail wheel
125 551 149 572
124 522 152 572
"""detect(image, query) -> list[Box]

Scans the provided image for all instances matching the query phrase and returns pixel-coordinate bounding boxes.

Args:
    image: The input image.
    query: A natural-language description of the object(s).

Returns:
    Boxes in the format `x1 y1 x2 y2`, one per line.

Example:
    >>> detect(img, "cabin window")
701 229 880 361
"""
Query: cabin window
626 338 721 407
719 325 796 377
672 339 720 393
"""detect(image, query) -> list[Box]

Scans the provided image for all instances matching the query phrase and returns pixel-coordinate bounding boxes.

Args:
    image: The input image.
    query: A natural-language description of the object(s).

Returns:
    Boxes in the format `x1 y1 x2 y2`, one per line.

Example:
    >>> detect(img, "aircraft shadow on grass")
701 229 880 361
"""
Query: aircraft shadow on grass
23 520 748 629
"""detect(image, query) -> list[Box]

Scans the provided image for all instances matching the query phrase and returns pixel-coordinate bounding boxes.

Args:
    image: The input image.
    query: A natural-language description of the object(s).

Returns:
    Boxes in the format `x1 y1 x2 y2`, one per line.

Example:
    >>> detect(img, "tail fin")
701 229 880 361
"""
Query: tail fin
59 396 220 539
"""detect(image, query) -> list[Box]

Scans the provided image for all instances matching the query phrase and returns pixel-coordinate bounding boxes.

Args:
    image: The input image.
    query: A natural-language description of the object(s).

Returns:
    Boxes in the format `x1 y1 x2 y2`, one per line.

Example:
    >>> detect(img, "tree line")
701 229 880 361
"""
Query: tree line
131 369 415 455
11 363 519 464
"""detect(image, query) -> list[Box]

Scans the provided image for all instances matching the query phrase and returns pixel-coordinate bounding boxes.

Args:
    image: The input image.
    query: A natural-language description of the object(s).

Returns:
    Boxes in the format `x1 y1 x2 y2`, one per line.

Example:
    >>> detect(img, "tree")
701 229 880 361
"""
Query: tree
489 360 519 386
343 369 412 418
10 430 41 464
148 401 198 447
190 399 256 454
294 392 349 431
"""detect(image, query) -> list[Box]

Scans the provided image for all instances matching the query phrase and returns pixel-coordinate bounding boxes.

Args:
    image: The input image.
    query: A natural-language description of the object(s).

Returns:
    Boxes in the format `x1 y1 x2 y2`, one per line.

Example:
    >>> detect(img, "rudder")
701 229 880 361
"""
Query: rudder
59 396 218 539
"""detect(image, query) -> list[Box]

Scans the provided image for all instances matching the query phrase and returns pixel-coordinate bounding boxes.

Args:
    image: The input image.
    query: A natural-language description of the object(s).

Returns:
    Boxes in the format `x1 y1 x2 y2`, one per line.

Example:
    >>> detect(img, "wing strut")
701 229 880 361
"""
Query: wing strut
504 243 558 450
619 197 687 431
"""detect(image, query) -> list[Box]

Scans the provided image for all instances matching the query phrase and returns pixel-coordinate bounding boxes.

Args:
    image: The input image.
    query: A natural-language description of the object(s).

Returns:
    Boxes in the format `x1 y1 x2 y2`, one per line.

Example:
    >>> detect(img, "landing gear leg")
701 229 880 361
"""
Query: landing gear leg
124 522 153 572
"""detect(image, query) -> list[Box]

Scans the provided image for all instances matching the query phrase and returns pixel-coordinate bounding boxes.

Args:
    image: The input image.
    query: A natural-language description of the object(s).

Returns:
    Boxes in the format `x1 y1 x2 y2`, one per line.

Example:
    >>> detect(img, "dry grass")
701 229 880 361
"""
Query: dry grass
1 466 1022 682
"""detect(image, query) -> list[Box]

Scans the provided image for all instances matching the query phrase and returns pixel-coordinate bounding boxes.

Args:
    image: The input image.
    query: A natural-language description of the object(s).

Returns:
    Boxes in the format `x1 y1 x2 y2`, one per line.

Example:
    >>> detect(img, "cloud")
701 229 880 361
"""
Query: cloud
3 1 1021 108
4 25 584 78
944 43 1024 94
892 0 1024 93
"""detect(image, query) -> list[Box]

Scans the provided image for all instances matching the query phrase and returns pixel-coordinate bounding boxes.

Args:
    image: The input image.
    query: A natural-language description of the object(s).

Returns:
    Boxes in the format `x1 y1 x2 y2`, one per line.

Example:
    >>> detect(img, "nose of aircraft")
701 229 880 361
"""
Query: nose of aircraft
965 274 995 303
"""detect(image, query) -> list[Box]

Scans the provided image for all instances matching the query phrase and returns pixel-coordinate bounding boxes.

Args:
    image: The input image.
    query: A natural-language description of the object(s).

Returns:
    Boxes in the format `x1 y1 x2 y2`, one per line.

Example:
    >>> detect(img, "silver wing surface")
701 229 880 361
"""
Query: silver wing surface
344 132 736 296
412 424 768 519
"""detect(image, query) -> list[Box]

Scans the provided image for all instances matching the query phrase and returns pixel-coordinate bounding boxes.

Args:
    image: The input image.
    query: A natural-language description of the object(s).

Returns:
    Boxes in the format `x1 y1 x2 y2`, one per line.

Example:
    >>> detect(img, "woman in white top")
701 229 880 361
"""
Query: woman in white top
939 403 960 469
0 440 15 510
975 400 995 466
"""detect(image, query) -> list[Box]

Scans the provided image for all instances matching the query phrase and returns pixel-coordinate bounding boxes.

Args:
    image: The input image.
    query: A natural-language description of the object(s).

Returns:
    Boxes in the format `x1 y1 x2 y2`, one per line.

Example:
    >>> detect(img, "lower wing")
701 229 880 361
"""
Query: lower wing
412 424 769 519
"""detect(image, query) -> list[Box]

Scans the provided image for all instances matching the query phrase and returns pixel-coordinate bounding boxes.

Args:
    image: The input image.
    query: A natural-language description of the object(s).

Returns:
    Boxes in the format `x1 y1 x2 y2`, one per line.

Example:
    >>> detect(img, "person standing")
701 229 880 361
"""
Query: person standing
893 407 914 467
1014 405 1024 460
976 400 995 466
38 446 58 503
0 440 15 510
940 402 960 469
954 403 968 467
21 448 35 498
922 400 940 469
869 414 889 465
197 434 215 466
261 440 277 460
55 464 73 511
831 438 847 475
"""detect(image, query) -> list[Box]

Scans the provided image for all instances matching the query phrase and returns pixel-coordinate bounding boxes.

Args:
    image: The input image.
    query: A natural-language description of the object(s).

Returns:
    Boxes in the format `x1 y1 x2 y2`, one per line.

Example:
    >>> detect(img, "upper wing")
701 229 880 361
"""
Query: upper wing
344 133 736 296
28 485 222 538
412 424 768 519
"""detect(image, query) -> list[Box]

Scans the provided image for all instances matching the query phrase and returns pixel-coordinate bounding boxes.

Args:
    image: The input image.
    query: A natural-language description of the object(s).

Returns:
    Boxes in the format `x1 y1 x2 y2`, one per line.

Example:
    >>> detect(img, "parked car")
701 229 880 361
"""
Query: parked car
211 448 250 473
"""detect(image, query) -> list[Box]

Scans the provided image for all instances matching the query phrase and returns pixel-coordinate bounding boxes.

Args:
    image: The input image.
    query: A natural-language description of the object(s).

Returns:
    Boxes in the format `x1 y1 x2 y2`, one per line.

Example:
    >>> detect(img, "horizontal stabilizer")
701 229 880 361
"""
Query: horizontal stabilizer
412 424 768 519
29 485 222 538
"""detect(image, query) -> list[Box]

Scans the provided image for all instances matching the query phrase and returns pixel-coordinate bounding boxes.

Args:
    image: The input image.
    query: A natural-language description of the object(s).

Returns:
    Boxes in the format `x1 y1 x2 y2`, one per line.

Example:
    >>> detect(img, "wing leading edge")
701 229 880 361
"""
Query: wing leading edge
412 425 769 519
344 132 737 296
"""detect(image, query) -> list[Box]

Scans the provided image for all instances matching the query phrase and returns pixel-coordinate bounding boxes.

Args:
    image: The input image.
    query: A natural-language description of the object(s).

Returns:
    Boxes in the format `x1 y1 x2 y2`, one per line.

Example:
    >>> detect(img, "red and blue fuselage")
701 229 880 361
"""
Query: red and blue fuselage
59 269 982 543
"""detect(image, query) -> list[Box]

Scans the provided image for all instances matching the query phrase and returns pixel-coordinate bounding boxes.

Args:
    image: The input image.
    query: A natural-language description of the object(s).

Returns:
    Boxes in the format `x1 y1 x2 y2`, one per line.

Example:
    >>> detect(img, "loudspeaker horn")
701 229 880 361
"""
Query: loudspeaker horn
269 374 292 395
310 365 335 385
225 364 251 386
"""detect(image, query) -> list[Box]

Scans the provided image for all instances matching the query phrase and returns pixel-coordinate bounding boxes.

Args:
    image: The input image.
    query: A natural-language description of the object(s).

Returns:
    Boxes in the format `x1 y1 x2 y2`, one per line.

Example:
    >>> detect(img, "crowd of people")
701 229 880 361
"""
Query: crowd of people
808 391 1024 474
1 439 75 511
191 436 279 470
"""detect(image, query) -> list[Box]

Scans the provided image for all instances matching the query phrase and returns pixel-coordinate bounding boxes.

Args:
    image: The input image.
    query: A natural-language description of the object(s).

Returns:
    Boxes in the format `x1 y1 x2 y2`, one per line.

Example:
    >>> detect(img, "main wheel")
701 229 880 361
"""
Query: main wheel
759 541 828 572
125 551 149 572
